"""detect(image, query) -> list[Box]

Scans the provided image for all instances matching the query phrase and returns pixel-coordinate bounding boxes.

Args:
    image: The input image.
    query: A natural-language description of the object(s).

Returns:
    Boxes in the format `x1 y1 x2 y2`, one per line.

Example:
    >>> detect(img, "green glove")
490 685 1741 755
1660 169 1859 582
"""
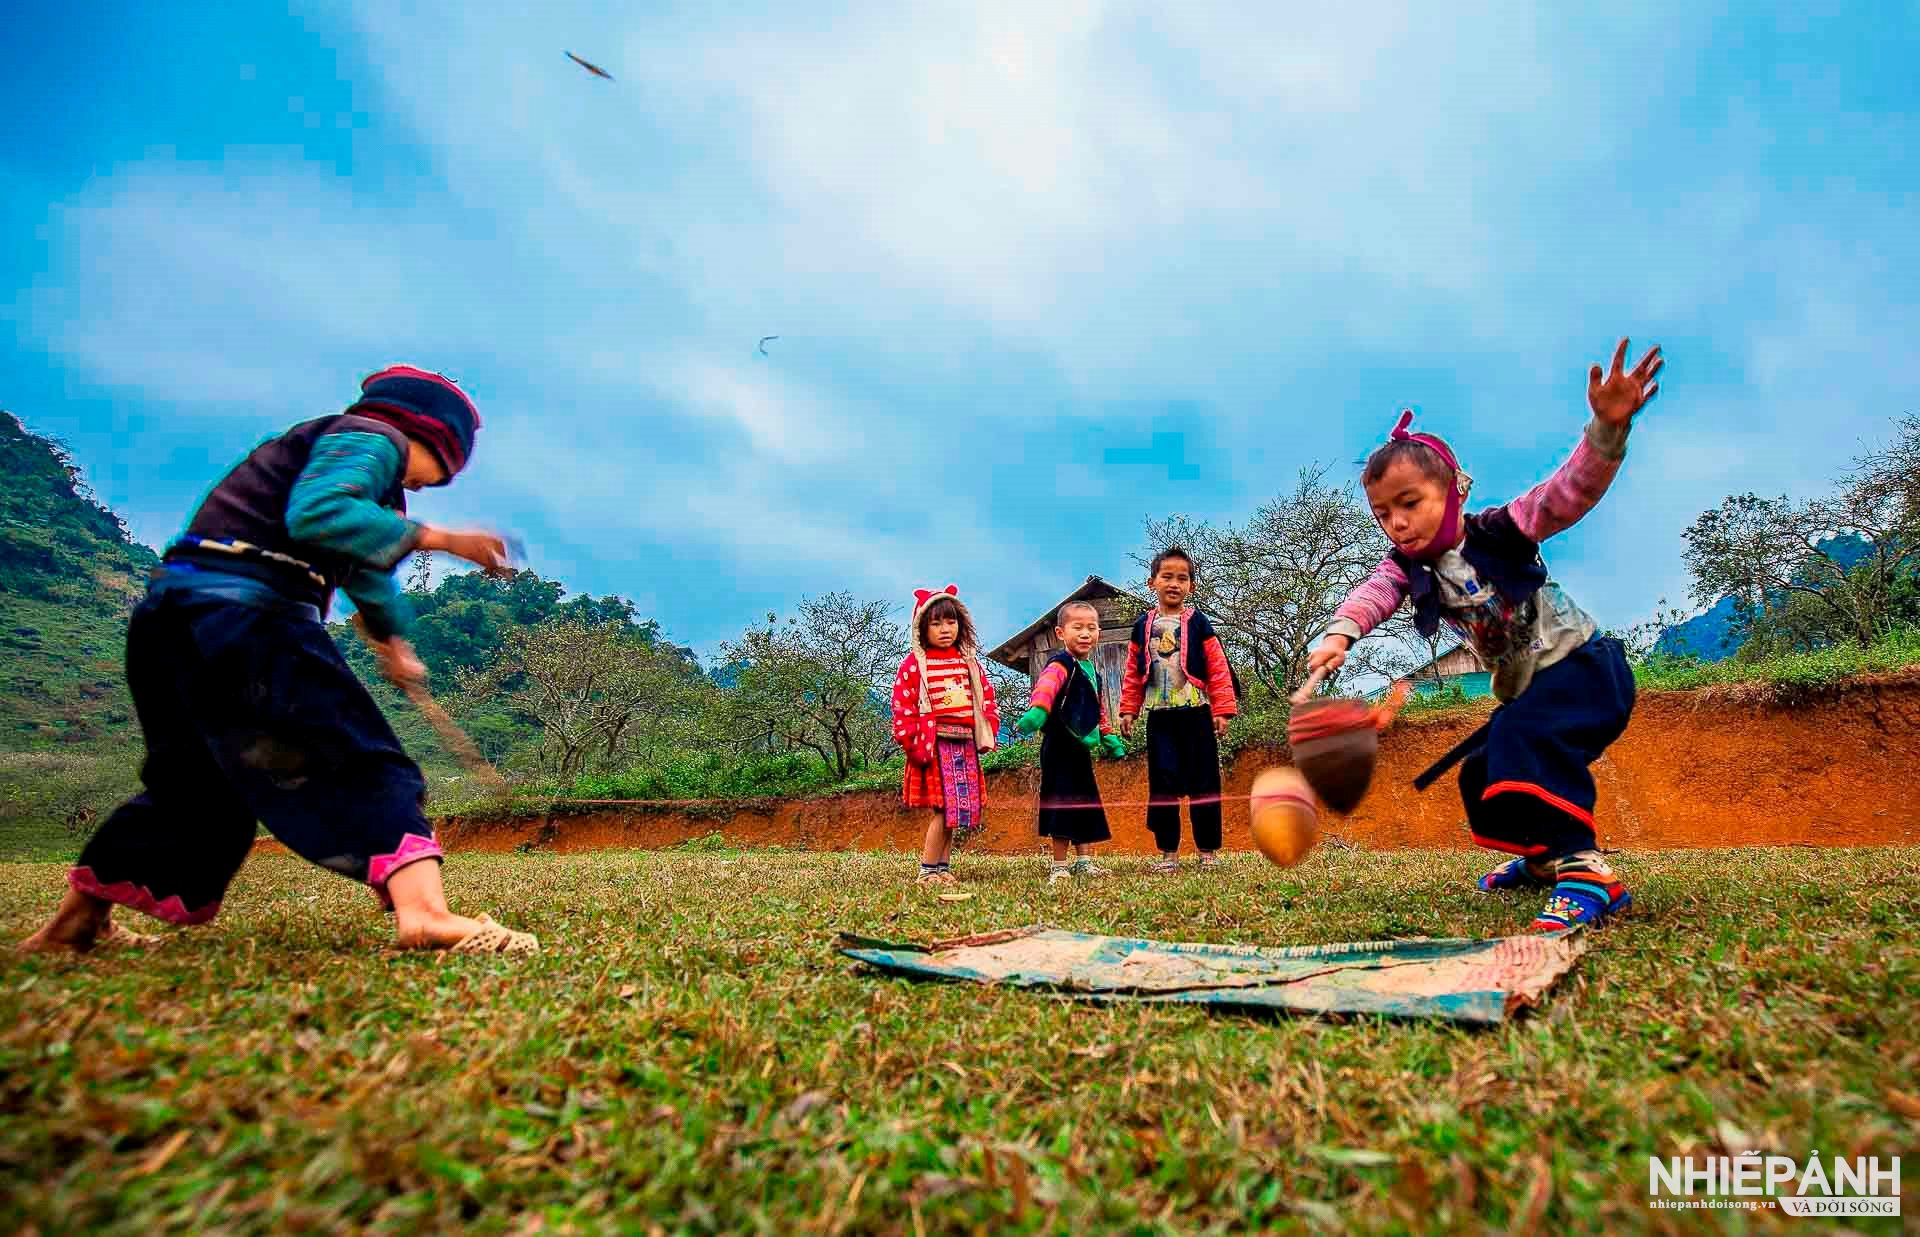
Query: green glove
1015 706 1048 736
1100 732 1127 760
1078 727 1103 752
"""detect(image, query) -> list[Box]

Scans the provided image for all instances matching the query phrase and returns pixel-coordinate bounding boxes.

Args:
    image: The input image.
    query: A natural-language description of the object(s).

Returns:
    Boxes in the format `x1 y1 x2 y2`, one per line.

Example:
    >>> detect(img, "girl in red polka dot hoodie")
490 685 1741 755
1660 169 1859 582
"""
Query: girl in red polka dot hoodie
891 586 1000 886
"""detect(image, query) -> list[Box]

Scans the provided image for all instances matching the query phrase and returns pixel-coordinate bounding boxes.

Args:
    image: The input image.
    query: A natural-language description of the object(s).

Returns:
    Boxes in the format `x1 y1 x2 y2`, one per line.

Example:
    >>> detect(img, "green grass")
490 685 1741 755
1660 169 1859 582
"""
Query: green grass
1631 625 1920 696
2 846 1914 1232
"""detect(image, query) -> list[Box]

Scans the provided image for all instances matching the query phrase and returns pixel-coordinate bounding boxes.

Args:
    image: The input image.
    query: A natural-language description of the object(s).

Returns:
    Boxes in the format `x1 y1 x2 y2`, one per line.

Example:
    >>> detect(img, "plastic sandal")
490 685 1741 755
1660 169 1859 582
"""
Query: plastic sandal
450 913 540 955
98 921 162 948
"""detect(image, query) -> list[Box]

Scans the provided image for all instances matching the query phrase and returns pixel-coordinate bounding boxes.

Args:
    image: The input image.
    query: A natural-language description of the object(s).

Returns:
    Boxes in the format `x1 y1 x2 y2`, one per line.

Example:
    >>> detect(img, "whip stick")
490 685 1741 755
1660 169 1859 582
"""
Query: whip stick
1290 666 1329 705
401 680 511 796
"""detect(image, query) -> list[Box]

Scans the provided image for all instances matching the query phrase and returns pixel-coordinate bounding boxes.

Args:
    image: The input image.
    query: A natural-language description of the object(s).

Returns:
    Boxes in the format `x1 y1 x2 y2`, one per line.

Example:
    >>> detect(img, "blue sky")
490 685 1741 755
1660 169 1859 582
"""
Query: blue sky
5 2 1917 660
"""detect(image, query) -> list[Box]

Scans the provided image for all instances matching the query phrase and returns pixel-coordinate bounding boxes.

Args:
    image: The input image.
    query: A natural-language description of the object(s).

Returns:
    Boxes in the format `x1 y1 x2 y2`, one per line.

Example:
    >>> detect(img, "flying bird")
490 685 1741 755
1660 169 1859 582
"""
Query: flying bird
565 51 614 80
757 336 779 356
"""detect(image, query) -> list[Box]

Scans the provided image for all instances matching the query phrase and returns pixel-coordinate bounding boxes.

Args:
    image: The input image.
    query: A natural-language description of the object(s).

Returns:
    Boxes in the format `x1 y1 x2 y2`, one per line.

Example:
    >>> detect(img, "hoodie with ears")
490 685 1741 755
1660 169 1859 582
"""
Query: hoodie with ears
890 585 1000 765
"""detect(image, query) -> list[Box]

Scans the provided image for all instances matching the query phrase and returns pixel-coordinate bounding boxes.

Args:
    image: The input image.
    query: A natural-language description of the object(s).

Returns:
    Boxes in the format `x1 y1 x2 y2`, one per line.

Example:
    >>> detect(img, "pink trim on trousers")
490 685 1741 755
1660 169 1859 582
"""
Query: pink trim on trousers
68 866 220 925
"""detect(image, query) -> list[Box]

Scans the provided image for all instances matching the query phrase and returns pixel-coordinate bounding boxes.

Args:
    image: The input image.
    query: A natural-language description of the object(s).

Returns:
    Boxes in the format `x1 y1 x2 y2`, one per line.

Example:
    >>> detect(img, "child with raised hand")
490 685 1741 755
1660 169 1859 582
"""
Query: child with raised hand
18 365 538 955
1306 338 1663 933
890 586 1000 887
1014 601 1126 886
1118 546 1239 874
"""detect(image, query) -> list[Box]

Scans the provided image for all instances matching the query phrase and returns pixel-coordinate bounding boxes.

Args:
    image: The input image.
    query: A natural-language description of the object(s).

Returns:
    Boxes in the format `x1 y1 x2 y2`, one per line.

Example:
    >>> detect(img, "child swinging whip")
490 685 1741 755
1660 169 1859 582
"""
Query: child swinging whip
1308 337 1663 932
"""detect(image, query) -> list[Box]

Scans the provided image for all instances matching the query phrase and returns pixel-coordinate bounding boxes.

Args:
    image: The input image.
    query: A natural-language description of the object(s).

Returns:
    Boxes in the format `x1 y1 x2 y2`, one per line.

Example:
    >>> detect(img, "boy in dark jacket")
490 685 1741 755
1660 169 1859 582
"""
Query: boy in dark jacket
1015 601 1126 886
1118 547 1238 873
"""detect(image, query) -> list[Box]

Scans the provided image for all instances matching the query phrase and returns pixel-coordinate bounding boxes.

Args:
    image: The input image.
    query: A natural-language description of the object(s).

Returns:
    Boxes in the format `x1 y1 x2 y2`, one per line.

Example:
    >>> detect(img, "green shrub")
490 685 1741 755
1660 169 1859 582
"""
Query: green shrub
1632 624 1920 695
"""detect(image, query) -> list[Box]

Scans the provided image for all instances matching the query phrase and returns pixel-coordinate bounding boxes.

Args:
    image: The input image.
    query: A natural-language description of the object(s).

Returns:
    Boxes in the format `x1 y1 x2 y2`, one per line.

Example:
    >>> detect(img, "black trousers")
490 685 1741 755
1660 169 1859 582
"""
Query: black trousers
1037 728 1112 844
70 593 437 924
1144 706 1222 853
1458 637 1636 860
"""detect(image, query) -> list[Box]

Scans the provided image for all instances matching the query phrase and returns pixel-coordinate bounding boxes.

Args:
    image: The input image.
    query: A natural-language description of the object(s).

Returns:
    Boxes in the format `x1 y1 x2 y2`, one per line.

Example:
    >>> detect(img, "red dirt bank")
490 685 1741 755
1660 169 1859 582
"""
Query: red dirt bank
432 678 1919 855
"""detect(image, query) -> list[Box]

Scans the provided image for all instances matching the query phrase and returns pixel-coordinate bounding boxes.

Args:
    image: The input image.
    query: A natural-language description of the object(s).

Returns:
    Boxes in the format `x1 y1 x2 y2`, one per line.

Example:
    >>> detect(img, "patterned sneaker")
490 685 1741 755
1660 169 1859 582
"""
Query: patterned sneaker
1531 868 1632 933
1070 858 1107 878
1047 863 1073 887
1197 852 1221 871
1148 854 1179 875
1478 856 1553 894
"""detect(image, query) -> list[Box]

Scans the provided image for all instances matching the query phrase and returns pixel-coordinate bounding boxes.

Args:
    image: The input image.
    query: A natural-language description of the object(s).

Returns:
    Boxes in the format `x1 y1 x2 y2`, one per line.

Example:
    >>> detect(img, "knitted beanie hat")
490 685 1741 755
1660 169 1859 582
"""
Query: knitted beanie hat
348 365 482 482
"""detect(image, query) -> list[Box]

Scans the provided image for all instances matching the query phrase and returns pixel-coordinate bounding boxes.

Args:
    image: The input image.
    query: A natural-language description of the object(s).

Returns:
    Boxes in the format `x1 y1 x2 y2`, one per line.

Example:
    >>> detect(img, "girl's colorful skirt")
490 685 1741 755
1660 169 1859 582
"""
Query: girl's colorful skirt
901 725 987 845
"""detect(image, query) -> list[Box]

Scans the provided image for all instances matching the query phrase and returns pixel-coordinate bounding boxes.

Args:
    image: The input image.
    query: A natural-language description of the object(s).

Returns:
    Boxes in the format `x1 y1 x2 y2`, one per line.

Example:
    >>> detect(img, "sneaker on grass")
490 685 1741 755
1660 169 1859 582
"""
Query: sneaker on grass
1477 856 1553 894
1531 868 1631 933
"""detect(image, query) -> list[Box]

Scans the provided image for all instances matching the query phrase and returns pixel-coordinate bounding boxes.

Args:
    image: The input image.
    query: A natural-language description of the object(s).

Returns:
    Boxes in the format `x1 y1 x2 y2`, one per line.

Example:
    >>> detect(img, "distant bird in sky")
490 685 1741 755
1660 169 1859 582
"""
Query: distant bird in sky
565 51 614 80
758 336 779 356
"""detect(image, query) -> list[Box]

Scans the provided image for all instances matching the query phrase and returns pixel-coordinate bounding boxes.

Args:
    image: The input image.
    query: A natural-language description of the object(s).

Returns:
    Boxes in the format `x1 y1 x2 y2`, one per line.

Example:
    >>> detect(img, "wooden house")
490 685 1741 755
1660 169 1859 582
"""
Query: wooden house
1393 641 1493 699
987 575 1146 721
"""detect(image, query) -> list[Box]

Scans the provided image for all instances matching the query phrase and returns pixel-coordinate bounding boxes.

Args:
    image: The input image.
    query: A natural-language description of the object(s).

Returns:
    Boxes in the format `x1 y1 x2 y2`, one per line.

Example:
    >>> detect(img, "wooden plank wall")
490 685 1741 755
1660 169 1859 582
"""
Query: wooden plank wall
1021 597 1141 726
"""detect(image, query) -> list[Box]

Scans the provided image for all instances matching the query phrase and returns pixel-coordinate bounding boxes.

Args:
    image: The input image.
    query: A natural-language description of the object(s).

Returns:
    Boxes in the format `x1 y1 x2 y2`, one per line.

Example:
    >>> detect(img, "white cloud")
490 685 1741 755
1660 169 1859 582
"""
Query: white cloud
19 2 1920 648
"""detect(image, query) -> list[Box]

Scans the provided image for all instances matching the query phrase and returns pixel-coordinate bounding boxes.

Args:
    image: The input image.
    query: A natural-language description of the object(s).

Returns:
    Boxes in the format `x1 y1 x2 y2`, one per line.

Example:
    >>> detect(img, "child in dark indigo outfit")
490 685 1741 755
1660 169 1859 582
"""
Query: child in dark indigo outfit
19 366 537 955
1307 338 1663 933
1015 601 1126 887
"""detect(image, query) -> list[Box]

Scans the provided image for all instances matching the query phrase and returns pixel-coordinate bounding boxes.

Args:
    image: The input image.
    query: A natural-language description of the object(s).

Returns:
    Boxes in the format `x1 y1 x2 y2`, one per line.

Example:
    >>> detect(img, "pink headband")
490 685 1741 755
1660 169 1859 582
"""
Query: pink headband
1382 410 1471 560
1388 408 1458 472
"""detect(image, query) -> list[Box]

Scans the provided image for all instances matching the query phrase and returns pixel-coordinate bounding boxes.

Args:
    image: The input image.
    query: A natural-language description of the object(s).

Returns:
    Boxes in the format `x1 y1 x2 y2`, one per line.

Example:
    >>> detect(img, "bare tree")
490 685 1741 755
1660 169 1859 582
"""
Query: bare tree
405 550 434 596
1607 597 1699 663
1138 465 1414 700
457 619 705 777
718 592 906 780
1849 413 1920 531
984 660 1030 743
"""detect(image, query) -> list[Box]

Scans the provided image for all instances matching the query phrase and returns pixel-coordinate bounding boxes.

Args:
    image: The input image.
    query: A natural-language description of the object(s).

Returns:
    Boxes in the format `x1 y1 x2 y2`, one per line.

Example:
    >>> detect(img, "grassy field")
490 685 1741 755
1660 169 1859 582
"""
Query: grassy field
2 846 1915 1233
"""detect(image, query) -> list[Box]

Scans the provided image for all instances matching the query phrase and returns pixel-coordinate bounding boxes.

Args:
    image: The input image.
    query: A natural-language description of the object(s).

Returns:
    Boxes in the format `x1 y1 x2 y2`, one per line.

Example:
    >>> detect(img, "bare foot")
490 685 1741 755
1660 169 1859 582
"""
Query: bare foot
16 888 112 954
393 907 489 950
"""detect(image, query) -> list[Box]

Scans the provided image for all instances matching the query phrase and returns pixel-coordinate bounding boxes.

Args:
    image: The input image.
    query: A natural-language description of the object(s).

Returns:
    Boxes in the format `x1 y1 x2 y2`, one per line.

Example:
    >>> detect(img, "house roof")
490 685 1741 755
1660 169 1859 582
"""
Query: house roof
1406 641 1487 677
986 575 1136 670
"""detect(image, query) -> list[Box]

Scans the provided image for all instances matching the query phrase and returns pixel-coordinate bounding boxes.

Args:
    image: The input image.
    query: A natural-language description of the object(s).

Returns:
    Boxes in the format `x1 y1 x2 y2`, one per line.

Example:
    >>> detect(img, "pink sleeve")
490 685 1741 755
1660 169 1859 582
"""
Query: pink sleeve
1505 424 1626 543
1331 558 1410 638
978 661 1000 735
1202 637 1237 717
1029 662 1069 713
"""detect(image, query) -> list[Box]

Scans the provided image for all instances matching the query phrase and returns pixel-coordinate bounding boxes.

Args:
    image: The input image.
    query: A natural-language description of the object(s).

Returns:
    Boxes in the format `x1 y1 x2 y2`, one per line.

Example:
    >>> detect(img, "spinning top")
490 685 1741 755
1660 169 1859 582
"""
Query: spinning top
1285 671 1409 814
1248 767 1319 867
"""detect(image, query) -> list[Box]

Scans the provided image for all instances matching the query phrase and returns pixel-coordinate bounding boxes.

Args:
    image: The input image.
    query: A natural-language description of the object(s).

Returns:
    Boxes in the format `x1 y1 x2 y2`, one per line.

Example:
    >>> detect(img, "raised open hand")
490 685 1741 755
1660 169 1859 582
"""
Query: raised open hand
1588 337 1663 428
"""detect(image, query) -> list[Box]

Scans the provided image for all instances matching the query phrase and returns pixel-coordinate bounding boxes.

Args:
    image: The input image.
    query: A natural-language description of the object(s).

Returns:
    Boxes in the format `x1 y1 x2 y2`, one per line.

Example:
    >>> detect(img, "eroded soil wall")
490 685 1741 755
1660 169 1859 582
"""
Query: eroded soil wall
430 679 1920 855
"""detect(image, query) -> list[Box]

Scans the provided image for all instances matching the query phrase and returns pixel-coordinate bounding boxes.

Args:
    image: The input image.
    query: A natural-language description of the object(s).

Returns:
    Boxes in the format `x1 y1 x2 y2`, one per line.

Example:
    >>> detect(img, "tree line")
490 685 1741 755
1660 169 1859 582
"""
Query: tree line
351 414 1920 795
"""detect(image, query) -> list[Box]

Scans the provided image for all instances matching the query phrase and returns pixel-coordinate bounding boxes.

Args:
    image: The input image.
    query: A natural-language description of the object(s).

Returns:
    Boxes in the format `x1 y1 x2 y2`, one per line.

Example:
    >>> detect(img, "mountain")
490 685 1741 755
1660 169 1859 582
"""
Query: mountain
0 411 158 597
1654 596 1742 661
0 412 157 751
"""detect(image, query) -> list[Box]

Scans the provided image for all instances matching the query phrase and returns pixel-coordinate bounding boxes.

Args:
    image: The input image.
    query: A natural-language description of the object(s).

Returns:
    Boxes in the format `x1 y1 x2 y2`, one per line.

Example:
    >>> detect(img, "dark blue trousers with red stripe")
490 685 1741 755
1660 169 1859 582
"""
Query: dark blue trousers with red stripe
69 590 439 925
1458 636 1634 860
